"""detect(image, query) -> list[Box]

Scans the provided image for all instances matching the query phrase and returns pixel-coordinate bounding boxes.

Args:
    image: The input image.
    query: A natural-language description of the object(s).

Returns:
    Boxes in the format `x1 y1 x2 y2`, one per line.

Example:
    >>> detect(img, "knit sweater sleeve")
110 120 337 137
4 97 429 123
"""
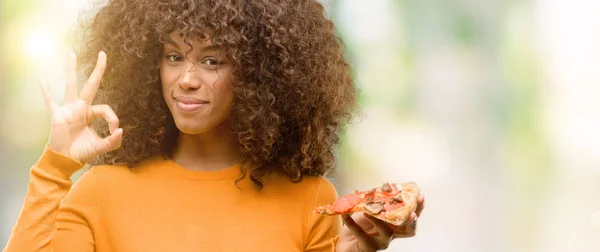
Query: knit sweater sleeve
3 147 98 252
304 177 342 252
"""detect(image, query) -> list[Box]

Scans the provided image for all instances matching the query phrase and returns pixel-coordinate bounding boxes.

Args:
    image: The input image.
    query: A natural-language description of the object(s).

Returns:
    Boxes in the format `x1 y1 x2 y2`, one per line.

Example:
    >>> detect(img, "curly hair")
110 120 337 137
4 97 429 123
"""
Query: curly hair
80 0 356 188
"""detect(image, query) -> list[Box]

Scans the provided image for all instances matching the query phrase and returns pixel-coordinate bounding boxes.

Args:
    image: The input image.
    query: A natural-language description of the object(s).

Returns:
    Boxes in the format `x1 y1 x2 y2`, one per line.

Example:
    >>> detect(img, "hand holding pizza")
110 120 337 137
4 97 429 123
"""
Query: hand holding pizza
336 195 424 251
315 182 425 251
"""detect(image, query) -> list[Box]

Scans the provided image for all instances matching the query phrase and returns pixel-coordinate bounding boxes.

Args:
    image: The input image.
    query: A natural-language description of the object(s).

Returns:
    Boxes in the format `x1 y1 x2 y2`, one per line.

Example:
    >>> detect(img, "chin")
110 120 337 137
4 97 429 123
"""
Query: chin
174 120 210 135
168 106 231 136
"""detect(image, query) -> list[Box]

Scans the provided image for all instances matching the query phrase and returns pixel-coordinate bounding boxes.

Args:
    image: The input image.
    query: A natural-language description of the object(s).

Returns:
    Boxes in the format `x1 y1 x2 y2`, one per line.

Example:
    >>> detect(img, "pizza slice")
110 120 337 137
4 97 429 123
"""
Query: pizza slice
314 182 420 226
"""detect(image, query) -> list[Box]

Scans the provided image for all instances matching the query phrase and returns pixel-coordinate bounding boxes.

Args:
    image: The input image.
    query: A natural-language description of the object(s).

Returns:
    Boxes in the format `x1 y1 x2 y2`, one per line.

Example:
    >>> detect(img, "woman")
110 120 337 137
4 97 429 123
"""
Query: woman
4 0 424 251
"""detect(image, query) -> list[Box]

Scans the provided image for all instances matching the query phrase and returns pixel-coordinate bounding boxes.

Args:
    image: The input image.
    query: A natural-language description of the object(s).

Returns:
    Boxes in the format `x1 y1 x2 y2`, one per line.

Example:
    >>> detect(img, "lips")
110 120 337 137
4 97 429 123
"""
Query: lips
174 96 208 112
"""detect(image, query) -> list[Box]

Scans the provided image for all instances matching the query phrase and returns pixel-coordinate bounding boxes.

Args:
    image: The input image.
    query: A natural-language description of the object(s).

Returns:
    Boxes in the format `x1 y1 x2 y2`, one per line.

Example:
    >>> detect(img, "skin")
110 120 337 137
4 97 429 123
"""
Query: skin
159 33 240 172
40 51 122 164
40 32 425 251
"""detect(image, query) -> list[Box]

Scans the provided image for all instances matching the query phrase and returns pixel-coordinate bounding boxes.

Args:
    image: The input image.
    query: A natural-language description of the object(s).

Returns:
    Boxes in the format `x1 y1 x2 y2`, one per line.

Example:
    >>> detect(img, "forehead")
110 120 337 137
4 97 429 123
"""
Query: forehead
165 31 213 47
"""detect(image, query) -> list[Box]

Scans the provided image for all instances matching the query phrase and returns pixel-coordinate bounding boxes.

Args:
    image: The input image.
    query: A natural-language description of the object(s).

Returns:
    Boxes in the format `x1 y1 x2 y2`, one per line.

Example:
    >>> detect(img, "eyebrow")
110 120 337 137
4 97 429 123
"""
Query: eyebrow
199 45 220 52
164 40 180 49
163 40 220 52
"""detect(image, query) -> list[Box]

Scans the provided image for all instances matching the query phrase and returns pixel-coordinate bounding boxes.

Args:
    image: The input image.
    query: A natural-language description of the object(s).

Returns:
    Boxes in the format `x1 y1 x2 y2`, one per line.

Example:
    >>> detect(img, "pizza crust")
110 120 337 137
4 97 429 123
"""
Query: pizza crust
375 182 420 226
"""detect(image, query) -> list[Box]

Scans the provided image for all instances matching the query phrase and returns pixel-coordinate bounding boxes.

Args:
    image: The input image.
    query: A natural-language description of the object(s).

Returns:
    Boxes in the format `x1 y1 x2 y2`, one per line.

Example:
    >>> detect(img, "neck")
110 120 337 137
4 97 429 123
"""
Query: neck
171 125 241 172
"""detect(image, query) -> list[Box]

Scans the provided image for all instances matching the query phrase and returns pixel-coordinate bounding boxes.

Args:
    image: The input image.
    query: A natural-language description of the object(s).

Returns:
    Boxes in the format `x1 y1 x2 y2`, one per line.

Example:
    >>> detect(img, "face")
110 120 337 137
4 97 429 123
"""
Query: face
160 32 234 135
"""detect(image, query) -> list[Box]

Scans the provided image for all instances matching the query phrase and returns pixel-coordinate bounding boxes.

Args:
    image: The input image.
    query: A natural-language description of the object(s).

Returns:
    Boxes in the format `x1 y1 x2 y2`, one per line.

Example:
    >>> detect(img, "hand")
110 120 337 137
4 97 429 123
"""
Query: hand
336 195 425 252
40 51 122 163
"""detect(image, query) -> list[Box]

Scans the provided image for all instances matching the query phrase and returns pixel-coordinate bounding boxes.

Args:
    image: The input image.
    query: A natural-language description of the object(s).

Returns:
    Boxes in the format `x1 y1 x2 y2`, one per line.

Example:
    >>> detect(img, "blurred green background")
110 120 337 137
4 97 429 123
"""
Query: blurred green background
2 0 600 251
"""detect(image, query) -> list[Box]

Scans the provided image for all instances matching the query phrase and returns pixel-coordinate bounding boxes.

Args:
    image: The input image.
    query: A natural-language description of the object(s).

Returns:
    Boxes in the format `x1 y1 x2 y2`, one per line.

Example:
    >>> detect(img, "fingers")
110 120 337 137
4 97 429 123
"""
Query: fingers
405 212 418 235
363 214 393 238
94 128 123 154
342 214 378 251
391 212 418 238
79 51 107 104
416 194 425 217
88 104 120 134
65 52 78 103
88 104 122 155
39 79 57 114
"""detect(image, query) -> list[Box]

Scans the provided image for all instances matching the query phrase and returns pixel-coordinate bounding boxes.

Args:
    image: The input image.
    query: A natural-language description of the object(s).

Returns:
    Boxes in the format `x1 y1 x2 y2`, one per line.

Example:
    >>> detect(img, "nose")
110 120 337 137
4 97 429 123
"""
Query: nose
178 63 202 90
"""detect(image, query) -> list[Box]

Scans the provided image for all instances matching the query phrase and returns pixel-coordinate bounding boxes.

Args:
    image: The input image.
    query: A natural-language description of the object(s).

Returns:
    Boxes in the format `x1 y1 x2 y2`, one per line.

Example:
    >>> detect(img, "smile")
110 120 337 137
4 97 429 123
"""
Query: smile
174 96 209 112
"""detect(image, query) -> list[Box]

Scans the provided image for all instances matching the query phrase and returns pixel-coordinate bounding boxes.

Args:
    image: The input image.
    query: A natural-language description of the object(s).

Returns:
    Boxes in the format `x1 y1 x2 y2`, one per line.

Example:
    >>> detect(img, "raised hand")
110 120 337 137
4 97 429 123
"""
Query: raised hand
40 51 122 163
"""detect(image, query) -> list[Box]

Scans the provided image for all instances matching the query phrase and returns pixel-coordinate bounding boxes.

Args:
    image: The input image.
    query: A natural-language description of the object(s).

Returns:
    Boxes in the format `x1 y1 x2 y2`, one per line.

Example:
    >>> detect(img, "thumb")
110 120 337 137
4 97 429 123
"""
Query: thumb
94 128 123 155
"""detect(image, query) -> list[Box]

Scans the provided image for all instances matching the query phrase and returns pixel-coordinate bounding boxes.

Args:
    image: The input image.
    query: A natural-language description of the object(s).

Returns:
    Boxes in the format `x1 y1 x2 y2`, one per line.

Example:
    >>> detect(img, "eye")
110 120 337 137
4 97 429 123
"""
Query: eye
202 58 220 66
165 54 183 63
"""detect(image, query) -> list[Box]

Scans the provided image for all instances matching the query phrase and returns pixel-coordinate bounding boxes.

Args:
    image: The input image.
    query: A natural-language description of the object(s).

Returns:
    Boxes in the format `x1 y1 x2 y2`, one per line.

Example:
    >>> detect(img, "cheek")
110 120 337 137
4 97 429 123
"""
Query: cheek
160 67 178 92
213 76 235 105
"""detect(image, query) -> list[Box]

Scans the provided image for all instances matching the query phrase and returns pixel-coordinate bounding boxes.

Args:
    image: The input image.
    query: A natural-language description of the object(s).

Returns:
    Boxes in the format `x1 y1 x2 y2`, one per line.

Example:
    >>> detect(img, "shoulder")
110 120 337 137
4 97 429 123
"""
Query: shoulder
85 156 166 184
302 176 338 208
262 173 338 206
86 163 131 184
297 176 338 204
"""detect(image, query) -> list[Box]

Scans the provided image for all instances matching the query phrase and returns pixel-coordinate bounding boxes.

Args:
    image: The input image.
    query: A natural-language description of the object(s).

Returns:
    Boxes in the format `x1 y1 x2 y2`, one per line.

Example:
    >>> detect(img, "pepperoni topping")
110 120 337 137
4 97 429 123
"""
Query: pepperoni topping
384 200 404 211
391 183 400 194
329 193 363 214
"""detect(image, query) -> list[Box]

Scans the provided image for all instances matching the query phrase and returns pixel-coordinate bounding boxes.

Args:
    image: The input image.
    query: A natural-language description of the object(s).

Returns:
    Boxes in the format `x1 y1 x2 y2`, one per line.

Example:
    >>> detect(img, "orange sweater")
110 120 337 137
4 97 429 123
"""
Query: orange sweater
3 148 341 251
